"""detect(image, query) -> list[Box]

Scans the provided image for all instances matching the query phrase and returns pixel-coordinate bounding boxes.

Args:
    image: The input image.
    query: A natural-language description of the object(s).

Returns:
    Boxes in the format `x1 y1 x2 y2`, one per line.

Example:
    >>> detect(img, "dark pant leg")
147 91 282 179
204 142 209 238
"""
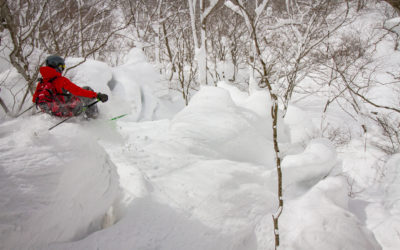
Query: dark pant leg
79 86 98 118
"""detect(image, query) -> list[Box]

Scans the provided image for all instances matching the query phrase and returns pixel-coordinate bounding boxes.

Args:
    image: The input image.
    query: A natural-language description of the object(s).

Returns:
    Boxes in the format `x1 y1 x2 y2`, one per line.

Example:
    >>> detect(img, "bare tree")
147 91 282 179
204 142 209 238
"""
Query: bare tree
275 1 350 114
0 0 131 115
173 7 197 105
0 0 50 112
187 0 224 85
207 6 247 84
312 16 400 156
41 1 130 69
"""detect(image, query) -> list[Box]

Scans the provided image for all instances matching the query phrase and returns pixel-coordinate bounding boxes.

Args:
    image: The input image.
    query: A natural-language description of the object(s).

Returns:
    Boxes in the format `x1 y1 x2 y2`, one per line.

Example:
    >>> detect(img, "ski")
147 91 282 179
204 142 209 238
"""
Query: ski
110 114 128 121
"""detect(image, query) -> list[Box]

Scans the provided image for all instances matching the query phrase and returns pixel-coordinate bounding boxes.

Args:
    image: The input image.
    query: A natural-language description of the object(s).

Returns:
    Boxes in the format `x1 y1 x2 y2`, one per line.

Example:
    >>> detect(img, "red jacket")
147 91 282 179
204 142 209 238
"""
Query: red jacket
32 66 97 102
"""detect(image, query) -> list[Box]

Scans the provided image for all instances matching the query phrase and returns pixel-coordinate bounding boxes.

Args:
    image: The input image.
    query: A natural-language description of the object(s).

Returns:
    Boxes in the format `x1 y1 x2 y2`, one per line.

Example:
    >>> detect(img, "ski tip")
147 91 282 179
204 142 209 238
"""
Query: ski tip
110 114 128 121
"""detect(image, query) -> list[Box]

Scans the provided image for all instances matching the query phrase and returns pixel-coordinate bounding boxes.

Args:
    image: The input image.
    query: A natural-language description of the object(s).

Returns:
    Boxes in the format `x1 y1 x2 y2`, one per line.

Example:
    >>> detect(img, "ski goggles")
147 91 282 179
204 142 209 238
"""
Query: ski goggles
57 64 66 72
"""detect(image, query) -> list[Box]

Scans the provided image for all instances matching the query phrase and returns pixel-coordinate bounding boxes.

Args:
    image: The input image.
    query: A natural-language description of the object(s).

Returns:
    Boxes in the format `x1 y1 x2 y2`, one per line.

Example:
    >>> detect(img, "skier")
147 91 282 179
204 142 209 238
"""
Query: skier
32 55 108 118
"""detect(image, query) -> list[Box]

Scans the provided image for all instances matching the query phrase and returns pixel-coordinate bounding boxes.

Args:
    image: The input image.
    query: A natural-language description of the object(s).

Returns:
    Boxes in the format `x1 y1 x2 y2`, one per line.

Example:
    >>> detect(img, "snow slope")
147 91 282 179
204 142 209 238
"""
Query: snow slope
49 81 379 250
0 47 392 250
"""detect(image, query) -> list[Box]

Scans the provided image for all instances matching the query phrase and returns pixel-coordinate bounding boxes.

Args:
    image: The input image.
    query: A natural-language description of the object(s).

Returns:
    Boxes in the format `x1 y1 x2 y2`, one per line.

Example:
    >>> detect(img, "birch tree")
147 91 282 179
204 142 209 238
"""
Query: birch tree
188 0 224 85
224 1 283 248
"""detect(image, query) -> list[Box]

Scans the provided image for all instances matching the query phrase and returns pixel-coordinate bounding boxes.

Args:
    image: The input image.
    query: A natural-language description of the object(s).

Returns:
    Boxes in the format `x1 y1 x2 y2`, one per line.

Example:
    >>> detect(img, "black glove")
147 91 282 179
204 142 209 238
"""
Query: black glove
97 93 108 102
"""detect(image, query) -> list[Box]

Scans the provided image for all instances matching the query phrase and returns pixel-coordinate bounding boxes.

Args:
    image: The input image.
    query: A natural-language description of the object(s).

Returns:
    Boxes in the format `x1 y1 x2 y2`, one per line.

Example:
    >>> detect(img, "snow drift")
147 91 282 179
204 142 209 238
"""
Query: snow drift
0 116 120 250
280 177 381 250
48 82 380 250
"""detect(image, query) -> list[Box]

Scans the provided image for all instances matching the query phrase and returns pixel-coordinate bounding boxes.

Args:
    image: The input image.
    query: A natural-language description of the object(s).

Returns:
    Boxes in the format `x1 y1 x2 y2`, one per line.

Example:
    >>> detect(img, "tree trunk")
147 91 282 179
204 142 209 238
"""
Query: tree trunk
198 21 208 85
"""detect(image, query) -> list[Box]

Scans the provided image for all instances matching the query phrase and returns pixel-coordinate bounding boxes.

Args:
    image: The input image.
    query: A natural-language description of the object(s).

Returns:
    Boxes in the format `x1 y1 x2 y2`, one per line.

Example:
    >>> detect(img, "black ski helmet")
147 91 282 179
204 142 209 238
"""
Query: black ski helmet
45 55 65 73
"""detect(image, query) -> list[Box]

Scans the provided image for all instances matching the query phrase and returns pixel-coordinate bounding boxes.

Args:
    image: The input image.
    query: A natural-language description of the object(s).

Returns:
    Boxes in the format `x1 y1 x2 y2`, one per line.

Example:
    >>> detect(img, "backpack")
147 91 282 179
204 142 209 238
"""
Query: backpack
34 77 79 117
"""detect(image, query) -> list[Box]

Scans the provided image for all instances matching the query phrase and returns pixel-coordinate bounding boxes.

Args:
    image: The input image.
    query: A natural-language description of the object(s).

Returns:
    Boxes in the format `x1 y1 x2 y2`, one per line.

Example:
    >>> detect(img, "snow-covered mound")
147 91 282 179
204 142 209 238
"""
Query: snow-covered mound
282 138 338 191
0 51 183 249
0 116 120 250
280 177 381 250
46 83 380 250
254 177 381 249
365 154 400 250
66 58 113 95
284 105 318 144
110 48 183 121
171 86 277 166
50 85 280 250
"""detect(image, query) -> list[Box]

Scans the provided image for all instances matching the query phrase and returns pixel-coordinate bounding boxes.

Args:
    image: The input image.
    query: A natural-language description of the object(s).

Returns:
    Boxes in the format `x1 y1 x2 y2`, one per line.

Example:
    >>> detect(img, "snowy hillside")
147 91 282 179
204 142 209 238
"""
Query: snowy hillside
1 47 396 250
1 2 400 249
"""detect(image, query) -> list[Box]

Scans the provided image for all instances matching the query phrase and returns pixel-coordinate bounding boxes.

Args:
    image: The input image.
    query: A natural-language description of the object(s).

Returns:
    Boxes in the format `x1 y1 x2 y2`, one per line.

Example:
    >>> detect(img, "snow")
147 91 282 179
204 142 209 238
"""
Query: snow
109 48 178 121
66 58 113 95
0 67 31 116
1 8 400 249
364 154 400 250
279 177 381 250
384 17 400 36
0 53 384 249
0 49 184 249
282 138 338 192
170 86 276 166
0 116 120 250
284 104 318 144
224 1 242 17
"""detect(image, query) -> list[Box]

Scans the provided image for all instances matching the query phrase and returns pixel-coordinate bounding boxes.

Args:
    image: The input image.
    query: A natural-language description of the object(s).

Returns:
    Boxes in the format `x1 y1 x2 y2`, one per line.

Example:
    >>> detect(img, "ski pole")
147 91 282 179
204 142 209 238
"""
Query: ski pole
48 114 74 131
48 100 100 131
15 104 35 118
